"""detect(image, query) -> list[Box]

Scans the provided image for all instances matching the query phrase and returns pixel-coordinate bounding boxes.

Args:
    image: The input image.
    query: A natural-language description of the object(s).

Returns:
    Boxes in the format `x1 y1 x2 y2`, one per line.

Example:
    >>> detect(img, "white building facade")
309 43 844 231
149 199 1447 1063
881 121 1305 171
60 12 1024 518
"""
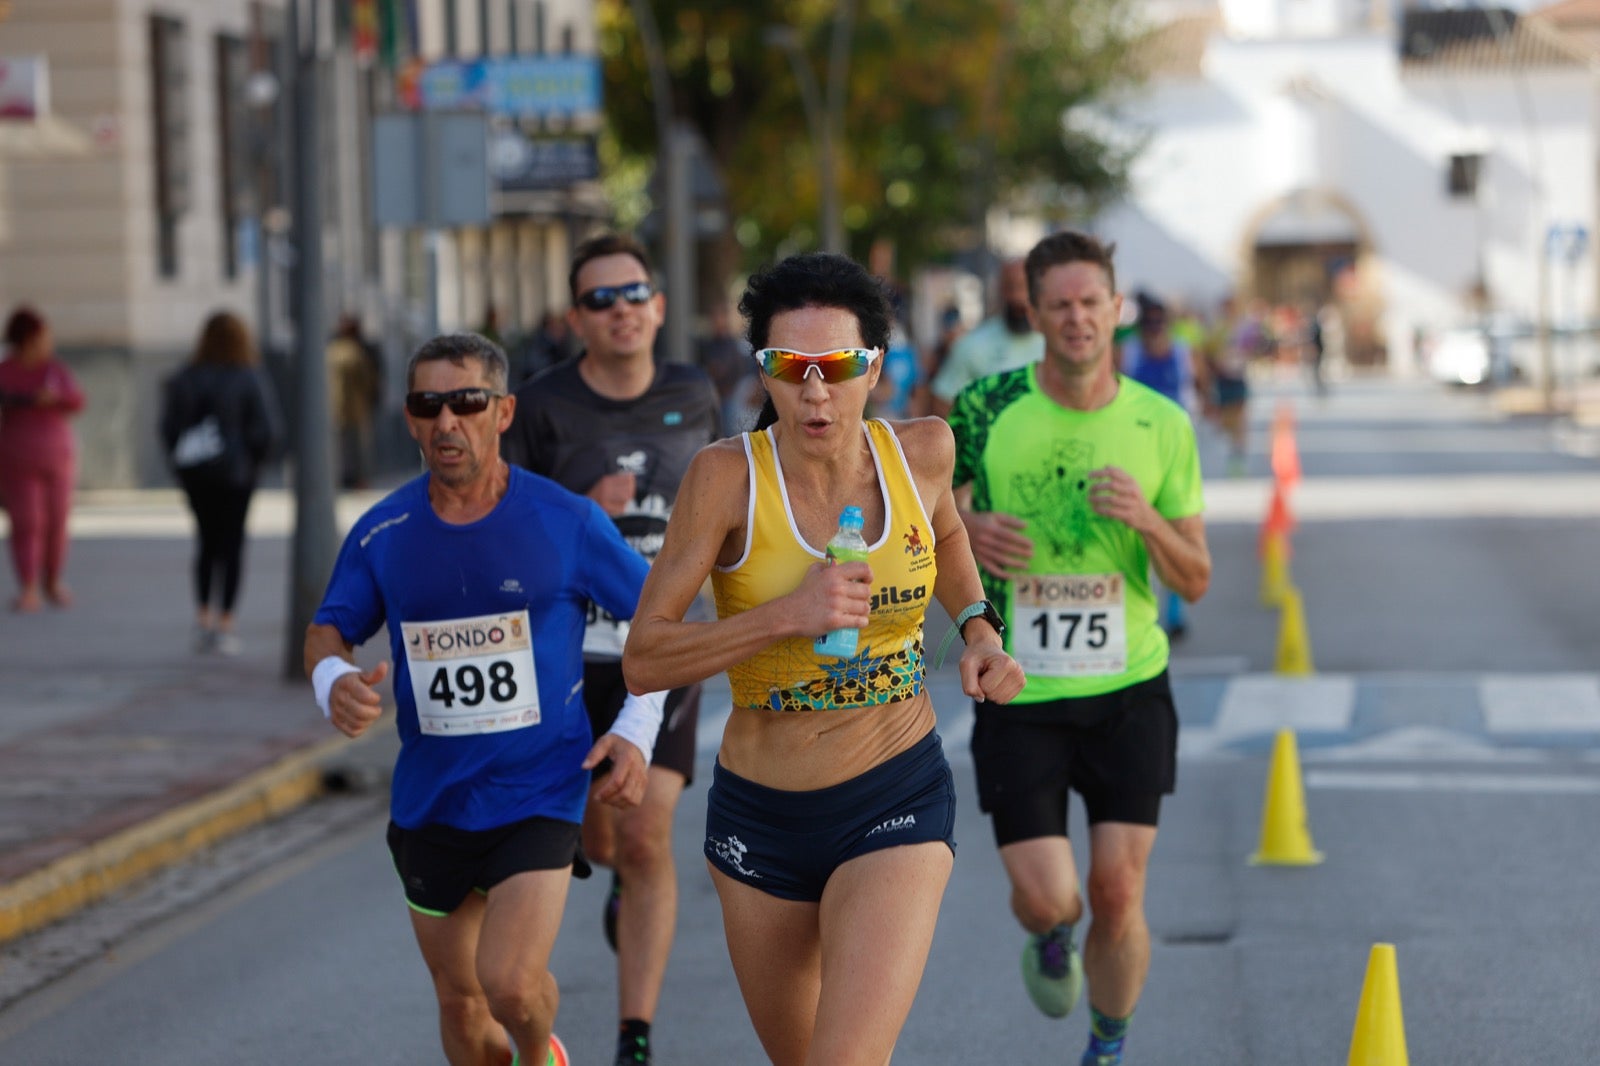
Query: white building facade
0 0 606 488
1092 0 1598 372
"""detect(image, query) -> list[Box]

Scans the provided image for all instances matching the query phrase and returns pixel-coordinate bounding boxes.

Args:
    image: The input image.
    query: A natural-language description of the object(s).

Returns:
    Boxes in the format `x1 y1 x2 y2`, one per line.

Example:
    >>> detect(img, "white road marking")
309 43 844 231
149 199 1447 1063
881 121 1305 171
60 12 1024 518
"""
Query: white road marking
1306 769 1600 794
1481 675 1600 733
1212 675 1355 737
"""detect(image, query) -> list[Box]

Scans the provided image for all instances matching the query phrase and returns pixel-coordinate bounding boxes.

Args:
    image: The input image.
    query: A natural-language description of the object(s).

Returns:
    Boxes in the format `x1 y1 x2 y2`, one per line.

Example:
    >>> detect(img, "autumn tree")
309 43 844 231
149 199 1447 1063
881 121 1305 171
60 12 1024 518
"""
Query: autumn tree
598 0 1143 285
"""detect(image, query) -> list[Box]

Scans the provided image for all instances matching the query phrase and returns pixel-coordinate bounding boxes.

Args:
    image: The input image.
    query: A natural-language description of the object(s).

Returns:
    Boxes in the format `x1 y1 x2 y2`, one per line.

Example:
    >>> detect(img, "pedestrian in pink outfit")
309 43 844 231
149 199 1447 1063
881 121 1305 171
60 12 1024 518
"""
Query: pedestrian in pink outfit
0 306 85 613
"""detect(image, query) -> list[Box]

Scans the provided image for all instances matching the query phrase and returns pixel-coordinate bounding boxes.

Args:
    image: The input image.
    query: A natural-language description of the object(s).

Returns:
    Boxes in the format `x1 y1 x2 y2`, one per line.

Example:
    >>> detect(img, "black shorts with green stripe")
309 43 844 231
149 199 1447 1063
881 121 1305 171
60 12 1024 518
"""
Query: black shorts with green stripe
386 814 588 916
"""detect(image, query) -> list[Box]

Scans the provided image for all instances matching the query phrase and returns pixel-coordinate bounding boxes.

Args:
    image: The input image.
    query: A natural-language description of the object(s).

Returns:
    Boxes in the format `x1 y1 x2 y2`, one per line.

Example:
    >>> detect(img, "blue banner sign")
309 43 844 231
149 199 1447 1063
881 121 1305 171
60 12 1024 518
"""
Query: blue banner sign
417 56 601 117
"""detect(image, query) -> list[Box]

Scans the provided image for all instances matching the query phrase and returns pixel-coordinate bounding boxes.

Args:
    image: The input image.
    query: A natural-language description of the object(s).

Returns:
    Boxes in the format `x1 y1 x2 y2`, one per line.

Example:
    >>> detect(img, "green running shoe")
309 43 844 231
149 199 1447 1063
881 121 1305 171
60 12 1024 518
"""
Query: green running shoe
1021 924 1084 1019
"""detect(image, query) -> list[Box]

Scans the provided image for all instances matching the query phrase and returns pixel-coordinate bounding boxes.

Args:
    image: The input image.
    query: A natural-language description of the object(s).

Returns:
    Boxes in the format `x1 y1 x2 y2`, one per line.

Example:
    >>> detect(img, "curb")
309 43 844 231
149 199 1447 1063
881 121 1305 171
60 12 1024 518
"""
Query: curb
0 733 360 945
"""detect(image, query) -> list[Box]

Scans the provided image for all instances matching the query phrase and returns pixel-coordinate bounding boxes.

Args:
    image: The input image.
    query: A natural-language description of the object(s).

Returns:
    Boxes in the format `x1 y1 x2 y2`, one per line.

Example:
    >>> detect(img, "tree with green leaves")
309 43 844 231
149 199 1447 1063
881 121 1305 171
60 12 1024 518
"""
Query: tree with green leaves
597 0 1144 284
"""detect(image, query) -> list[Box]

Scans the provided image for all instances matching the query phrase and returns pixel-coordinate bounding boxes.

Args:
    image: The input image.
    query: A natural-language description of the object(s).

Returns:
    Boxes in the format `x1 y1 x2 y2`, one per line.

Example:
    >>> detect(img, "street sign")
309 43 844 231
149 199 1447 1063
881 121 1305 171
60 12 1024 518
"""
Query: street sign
416 56 601 117
1545 222 1588 263
490 133 599 191
371 112 490 227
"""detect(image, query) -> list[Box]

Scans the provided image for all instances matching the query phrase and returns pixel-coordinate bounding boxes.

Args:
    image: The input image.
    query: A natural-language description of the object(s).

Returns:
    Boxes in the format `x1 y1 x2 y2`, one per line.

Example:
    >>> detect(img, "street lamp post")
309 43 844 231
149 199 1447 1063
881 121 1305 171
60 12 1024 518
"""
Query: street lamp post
765 3 855 255
281 0 337 680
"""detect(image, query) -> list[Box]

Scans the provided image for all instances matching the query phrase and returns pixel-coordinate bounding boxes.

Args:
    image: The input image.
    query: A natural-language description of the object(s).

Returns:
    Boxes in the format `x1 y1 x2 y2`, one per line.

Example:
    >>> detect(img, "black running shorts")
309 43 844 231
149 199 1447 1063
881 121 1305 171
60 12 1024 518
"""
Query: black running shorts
584 660 701 785
971 671 1178 846
704 730 956 901
386 814 586 917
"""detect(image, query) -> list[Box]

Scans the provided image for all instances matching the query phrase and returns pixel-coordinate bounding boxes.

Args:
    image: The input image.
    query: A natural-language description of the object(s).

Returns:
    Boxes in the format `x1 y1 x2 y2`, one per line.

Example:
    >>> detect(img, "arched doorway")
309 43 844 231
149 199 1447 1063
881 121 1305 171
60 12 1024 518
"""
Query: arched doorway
1240 188 1387 367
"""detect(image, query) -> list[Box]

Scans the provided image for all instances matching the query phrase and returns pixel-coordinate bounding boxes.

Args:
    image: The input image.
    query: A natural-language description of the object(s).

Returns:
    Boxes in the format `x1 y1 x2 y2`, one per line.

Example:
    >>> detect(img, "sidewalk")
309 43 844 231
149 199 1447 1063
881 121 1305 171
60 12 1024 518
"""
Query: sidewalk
0 490 398 943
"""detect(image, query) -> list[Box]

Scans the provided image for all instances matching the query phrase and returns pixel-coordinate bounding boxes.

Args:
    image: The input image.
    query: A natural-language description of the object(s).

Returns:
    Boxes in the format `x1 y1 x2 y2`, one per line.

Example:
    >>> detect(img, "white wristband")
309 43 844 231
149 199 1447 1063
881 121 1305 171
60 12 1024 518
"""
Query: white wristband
607 690 666 767
312 656 363 720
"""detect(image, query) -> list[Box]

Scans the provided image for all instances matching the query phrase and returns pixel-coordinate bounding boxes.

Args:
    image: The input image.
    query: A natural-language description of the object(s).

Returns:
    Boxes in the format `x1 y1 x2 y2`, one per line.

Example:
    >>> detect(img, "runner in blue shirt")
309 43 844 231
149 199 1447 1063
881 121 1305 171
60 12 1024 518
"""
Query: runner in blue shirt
304 331 665 1066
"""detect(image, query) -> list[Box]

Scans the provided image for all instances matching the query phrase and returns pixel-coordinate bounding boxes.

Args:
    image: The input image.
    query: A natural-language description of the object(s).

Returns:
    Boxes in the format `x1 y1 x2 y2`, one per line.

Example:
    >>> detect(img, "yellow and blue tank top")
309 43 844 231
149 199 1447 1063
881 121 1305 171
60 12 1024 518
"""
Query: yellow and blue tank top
713 419 937 712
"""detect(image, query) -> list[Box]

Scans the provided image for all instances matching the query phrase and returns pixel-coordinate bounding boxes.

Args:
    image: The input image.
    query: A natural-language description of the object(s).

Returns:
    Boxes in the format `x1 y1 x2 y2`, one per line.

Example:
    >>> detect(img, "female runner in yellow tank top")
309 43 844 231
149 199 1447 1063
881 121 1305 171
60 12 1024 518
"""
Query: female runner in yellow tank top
623 252 1024 1066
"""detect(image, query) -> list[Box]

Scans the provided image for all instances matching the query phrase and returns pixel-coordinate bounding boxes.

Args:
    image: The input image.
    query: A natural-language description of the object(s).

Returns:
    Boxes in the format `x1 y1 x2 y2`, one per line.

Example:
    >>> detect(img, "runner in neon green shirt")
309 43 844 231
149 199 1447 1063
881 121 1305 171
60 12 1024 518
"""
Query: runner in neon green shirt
948 230 1212 1066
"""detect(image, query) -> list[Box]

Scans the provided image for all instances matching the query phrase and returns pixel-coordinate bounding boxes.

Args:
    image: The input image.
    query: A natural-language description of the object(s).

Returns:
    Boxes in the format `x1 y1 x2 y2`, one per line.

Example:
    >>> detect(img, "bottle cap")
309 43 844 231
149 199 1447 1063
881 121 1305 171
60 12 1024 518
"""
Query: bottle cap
840 505 864 529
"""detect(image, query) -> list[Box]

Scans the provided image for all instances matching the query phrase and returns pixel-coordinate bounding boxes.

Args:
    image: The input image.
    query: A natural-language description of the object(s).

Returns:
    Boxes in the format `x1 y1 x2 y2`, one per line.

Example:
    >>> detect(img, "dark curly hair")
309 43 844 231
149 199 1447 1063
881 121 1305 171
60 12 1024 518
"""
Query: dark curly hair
738 252 892 353
4 305 46 348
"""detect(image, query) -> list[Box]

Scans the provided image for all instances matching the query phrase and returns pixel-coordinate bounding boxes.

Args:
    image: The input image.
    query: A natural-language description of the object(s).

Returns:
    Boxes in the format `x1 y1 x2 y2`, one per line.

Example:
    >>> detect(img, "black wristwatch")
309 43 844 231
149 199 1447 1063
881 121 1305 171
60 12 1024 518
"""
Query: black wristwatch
956 599 1007 642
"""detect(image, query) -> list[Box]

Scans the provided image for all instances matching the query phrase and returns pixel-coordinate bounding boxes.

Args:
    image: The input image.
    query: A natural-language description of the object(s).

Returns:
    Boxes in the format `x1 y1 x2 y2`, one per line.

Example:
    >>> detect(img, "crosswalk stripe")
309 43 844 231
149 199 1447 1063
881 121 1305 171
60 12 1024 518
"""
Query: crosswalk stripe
1306 769 1600 794
1481 674 1600 733
1212 675 1355 737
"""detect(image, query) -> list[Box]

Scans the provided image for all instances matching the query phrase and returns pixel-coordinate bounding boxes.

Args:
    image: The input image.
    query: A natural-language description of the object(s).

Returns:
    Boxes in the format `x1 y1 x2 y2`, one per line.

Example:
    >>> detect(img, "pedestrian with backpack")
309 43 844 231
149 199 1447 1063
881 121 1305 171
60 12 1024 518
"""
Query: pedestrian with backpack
159 311 283 655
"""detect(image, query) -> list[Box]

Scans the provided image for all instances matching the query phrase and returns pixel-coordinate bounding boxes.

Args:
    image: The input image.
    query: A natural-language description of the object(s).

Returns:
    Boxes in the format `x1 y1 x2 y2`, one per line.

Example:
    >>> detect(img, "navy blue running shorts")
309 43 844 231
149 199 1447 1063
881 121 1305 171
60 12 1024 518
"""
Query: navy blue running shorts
584 660 701 785
386 814 587 917
971 671 1178 847
703 730 956 902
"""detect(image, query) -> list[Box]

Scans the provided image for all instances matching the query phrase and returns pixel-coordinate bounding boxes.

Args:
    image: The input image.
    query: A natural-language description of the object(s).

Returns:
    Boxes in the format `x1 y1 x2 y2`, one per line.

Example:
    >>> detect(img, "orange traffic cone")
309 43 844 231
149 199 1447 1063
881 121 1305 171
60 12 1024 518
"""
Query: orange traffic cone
1259 482 1296 554
1272 403 1302 490
1347 944 1409 1065
1248 728 1323 865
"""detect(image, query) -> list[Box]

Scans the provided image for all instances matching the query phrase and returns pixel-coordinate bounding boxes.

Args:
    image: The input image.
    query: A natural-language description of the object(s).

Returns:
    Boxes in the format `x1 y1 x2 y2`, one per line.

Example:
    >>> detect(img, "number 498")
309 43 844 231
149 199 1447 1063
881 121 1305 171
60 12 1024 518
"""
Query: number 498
427 661 518 707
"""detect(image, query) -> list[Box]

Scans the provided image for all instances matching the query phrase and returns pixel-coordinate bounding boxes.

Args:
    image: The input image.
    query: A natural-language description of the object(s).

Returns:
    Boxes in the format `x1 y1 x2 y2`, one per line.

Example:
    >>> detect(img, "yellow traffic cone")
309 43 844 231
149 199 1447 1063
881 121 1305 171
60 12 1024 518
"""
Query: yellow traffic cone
1348 943 1409 1065
1248 728 1323 865
1275 586 1314 675
1260 529 1291 607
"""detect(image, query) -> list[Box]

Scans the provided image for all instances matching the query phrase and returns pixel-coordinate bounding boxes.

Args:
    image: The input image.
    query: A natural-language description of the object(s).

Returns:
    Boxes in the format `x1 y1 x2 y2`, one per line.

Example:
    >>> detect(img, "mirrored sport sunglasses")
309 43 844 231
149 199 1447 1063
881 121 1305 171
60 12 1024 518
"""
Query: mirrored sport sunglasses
404 387 503 419
575 280 655 312
753 347 881 384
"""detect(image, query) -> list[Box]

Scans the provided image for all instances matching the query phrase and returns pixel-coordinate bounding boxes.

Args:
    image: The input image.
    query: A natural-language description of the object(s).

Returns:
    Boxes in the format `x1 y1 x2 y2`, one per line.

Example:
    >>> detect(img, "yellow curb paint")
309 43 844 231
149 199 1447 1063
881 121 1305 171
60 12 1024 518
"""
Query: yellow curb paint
0 734 352 944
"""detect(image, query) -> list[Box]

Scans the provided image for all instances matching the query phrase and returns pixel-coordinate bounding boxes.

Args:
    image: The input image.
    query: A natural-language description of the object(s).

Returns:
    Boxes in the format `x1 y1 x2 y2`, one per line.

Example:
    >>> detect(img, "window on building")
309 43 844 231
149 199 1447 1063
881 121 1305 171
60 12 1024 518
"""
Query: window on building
216 33 252 280
560 23 573 54
1448 153 1482 199
150 15 191 279
534 1 546 53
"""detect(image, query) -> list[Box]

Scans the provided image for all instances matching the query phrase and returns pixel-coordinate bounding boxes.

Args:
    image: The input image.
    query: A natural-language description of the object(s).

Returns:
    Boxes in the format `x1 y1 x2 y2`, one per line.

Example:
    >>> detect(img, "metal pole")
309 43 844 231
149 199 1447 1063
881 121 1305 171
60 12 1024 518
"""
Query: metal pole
629 0 691 363
283 0 338 680
666 122 696 361
1484 5 1556 410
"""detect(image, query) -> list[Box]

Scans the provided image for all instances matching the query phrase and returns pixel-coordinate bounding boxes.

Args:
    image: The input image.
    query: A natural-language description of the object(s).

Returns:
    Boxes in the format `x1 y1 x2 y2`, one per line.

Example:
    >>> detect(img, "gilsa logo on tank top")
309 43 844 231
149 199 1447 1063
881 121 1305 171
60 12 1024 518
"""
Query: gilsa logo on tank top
871 584 928 613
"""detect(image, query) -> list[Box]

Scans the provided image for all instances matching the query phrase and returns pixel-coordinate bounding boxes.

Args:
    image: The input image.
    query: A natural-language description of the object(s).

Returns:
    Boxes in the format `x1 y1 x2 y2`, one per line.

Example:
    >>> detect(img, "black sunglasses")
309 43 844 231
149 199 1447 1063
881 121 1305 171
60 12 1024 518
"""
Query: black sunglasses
575 280 654 312
404 388 502 419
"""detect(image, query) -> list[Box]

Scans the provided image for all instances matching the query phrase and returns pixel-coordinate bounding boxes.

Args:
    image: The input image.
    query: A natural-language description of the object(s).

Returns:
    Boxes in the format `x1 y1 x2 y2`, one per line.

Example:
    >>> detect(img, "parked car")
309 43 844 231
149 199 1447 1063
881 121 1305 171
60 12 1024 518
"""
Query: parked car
1423 326 1495 386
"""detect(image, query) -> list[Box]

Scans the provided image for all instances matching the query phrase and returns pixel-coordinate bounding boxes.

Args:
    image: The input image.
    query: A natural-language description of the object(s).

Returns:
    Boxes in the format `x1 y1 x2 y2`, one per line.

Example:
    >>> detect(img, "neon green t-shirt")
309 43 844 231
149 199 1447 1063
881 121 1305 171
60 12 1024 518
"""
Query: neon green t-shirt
950 365 1204 701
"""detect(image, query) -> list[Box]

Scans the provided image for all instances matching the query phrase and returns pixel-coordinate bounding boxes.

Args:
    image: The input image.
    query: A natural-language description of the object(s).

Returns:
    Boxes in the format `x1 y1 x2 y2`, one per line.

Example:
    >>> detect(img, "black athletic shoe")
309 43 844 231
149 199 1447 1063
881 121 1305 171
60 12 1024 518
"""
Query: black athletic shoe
603 872 622 952
614 1032 650 1065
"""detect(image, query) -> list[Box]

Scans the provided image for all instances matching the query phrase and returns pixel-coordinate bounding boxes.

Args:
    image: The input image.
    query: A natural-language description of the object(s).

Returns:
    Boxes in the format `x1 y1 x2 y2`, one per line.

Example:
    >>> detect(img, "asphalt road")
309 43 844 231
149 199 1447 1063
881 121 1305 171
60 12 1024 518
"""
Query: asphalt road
3 371 1599 1064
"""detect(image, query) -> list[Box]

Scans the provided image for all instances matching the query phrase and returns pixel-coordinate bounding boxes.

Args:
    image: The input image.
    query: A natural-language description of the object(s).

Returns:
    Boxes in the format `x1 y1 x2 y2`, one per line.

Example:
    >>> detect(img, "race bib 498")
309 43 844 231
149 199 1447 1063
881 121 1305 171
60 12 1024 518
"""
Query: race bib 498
401 611 542 735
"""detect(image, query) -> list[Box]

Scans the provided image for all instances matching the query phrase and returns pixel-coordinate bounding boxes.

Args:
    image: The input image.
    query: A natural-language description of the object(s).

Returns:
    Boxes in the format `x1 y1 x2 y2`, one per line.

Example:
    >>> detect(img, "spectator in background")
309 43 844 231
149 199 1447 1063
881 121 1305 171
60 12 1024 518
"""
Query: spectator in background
914 303 967 417
1309 300 1342 396
696 301 754 436
516 310 579 383
326 313 381 489
871 289 921 419
160 311 283 655
0 305 85 612
929 258 1044 417
1120 293 1201 639
1205 296 1261 477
